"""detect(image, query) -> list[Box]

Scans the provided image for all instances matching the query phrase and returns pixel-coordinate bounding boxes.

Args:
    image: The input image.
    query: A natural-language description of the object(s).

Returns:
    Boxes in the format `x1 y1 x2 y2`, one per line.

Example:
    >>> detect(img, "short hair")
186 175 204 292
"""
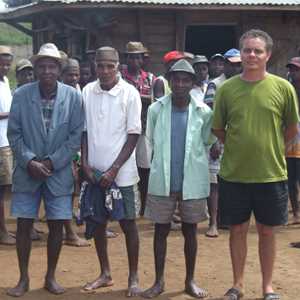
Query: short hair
239 29 273 52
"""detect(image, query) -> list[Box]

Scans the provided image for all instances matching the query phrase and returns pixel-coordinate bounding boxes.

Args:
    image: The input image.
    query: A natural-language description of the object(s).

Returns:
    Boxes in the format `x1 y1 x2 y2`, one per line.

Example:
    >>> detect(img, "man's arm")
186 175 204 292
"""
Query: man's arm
285 123 299 145
99 134 139 188
7 93 37 168
212 128 226 144
0 112 9 120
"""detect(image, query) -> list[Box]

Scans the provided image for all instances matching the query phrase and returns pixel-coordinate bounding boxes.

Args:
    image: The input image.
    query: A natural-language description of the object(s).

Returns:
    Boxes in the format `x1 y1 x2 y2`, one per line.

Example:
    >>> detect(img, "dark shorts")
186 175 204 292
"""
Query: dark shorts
286 157 300 189
219 178 288 226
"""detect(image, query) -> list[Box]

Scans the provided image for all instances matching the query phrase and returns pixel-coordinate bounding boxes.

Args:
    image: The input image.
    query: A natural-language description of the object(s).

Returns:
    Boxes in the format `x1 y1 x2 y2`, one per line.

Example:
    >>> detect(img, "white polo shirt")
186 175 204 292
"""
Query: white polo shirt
0 76 12 148
82 78 141 187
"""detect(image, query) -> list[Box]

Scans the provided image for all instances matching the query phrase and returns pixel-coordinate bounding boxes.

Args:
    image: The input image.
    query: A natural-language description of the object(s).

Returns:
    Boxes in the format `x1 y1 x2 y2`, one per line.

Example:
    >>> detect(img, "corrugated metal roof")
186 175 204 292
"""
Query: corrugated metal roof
37 0 300 4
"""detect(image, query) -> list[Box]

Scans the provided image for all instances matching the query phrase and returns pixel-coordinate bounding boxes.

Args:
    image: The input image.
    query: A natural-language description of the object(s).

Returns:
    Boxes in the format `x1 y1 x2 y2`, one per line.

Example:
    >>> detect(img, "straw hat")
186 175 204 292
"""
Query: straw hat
0 45 13 56
125 41 146 54
31 43 62 65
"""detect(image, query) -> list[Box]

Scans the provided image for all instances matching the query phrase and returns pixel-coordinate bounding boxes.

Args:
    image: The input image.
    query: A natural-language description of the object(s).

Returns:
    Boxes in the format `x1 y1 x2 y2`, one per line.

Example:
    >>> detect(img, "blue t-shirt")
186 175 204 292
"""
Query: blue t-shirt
170 105 188 192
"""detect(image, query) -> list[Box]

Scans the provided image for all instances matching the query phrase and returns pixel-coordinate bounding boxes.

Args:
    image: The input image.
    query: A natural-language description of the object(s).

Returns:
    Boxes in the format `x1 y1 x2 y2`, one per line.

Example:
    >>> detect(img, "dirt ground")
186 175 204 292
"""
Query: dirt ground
0 196 299 300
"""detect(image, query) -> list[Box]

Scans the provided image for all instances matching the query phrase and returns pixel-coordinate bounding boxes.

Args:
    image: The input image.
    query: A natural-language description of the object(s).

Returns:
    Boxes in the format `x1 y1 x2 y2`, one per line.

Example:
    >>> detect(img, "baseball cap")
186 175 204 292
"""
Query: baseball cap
163 51 185 64
224 48 241 63
16 59 33 73
210 53 224 61
286 57 300 68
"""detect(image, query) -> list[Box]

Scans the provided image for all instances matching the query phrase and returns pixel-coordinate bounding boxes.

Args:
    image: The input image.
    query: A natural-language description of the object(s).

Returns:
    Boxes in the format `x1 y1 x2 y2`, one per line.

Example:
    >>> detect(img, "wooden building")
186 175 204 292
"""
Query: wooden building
1 0 300 75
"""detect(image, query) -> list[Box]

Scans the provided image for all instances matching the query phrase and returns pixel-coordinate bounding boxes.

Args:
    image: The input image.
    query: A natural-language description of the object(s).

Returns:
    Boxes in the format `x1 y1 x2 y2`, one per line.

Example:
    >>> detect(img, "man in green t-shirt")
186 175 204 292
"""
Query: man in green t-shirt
212 29 299 300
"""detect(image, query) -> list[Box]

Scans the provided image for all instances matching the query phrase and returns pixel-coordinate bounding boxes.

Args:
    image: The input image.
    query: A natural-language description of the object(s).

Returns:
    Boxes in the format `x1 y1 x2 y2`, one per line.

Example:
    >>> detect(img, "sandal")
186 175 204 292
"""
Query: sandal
223 288 243 300
263 293 280 300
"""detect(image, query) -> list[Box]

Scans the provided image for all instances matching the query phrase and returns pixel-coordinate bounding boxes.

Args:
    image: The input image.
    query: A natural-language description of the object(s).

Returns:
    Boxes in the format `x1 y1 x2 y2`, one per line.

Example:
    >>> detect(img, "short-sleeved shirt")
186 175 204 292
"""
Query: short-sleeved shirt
0 76 12 147
170 105 188 193
82 78 142 187
212 73 299 183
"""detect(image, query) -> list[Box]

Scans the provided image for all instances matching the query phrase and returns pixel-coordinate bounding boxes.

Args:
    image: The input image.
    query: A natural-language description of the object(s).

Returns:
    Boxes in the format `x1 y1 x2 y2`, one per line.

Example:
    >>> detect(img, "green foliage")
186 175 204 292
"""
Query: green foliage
0 23 32 45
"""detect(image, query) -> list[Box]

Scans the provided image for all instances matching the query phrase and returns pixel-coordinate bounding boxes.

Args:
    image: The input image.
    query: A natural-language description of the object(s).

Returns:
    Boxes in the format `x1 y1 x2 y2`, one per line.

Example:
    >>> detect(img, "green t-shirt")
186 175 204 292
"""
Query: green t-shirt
212 73 299 183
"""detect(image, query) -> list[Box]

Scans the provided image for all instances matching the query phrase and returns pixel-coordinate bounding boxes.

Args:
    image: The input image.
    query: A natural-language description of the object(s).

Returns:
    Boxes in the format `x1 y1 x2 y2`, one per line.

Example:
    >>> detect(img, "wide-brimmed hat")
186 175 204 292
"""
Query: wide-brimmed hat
125 41 146 54
286 57 300 69
224 48 241 63
31 43 62 65
16 59 33 73
167 59 196 79
0 45 13 56
192 55 209 65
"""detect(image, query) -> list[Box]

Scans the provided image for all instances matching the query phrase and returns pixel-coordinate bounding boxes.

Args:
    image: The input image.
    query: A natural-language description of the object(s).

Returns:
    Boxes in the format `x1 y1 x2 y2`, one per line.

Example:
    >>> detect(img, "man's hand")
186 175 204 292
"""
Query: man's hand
99 165 119 189
27 160 52 180
210 143 221 160
41 159 54 172
81 164 96 184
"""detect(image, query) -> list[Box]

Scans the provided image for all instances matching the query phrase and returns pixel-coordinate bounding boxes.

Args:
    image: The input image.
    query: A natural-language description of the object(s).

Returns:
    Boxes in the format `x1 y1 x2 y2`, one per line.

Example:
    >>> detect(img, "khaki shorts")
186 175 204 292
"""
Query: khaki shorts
0 146 13 186
146 193 208 224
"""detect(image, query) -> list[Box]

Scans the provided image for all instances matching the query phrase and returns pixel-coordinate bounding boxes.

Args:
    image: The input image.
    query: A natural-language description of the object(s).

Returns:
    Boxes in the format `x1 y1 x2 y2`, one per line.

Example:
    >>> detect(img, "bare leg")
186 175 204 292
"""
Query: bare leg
83 223 113 291
7 218 33 297
142 223 170 298
206 183 219 238
183 222 208 298
138 168 150 216
288 182 300 224
256 222 276 295
226 221 250 298
63 220 90 247
0 186 15 245
119 219 141 297
44 220 65 295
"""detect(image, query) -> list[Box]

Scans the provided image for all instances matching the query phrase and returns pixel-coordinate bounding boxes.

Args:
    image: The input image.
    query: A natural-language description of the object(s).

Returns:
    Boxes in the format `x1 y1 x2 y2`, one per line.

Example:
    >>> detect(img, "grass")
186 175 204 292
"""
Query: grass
0 22 31 45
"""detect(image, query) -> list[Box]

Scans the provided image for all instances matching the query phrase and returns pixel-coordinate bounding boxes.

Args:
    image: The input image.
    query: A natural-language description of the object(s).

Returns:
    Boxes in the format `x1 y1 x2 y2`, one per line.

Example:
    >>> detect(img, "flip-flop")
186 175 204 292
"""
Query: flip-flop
263 292 280 300
223 288 243 300
290 242 300 248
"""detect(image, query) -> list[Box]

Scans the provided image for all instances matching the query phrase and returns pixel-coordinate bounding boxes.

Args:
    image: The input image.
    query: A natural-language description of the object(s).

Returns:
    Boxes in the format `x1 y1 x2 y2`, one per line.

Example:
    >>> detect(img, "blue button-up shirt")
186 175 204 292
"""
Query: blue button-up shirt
146 94 214 200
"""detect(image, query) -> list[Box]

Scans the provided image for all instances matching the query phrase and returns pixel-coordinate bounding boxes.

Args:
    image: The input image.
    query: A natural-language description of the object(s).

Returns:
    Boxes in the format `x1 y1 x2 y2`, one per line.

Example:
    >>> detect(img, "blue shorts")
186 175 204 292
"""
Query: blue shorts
11 184 72 220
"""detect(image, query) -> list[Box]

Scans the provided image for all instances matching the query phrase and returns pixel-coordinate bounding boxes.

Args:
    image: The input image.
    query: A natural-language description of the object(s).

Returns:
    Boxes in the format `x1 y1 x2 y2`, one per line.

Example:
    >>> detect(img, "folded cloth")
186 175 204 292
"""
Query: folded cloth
76 172 125 239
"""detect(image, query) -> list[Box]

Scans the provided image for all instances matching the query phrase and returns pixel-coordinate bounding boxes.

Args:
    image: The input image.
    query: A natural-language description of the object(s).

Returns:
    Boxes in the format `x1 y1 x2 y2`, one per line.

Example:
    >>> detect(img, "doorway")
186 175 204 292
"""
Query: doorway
185 25 237 58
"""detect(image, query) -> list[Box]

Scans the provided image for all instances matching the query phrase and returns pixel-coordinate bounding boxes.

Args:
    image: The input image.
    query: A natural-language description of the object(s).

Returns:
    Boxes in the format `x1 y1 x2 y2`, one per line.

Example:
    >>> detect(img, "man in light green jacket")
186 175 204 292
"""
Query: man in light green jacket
142 59 213 299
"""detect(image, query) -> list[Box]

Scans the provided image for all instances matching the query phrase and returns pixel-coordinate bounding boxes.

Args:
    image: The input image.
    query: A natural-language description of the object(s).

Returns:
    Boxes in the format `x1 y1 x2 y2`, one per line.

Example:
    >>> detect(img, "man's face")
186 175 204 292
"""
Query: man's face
80 66 91 84
16 68 34 86
35 57 60 85
288 65 300 84
209 58 224 78
127 53 144 71
96 60 118 86
0 54 13 78
240 37 271 72
169 71 194 99
193 63 209 82
62 67 80 88
224 60 242 78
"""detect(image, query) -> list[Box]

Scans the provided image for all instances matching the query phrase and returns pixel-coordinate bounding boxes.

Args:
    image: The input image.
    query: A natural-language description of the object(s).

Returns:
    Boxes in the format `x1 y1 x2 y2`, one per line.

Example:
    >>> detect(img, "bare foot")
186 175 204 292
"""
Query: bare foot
205 225 219 238
83 275 114 291
7 280 29 297
142 282 165 298
126 277 142 297
289 216 300 225
106 229 119 239
0 232 16 245
30 228 42 241
185 280 208 298
64 234 91 247
44 278 65 295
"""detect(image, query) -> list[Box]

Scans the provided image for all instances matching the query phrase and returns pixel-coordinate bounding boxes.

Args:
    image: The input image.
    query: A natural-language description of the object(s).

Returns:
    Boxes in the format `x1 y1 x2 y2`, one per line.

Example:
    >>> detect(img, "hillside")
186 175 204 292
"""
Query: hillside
0 22 31 45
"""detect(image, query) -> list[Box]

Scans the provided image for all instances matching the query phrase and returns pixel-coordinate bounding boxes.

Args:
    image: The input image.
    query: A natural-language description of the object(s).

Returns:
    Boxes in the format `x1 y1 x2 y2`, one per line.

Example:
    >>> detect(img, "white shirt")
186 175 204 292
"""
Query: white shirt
0 76 12 148
82 78 141 187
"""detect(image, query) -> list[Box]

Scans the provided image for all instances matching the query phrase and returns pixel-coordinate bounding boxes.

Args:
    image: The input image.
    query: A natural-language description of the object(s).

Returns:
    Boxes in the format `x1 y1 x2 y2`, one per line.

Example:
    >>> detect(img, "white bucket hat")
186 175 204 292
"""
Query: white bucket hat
31 43 62 65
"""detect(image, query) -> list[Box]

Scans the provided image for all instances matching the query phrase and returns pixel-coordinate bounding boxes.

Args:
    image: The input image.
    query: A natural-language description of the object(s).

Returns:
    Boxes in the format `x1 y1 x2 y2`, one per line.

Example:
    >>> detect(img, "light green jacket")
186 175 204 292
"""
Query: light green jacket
146 94 213 200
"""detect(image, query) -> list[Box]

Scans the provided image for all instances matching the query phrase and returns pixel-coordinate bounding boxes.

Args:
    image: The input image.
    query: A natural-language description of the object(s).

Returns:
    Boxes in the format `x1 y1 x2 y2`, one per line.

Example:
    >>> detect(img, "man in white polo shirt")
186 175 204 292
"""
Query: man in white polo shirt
0 45 14 245
81 47 142 296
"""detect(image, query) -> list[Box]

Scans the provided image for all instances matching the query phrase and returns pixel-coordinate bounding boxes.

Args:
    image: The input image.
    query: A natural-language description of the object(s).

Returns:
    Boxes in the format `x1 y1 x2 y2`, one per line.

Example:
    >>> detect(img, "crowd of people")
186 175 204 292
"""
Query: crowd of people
0 28 299 300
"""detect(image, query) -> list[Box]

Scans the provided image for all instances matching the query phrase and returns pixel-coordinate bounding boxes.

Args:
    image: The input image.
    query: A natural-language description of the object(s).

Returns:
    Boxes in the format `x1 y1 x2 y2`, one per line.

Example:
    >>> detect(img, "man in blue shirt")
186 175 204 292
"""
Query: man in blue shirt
142 59 213 299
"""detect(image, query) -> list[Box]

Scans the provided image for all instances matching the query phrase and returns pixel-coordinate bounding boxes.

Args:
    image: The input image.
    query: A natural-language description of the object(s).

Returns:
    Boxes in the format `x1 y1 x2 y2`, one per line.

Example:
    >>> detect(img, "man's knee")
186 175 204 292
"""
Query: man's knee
17 218 34 234
47 220 64 234
256 223 275 238
230 222 249 237
155 223 171 239
181 222 197 238
120 219 138 235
